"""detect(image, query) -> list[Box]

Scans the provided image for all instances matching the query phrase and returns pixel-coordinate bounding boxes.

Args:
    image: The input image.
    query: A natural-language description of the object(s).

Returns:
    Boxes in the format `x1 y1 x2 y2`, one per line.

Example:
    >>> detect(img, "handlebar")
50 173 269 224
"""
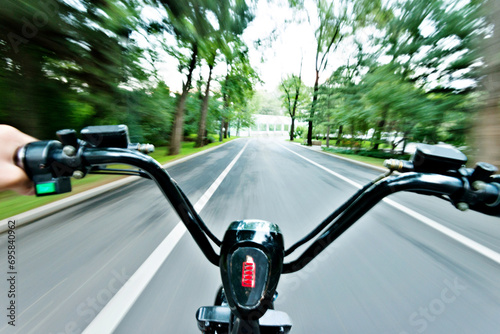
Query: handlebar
283 172 500 273
16 128 500 274
18 139 222 266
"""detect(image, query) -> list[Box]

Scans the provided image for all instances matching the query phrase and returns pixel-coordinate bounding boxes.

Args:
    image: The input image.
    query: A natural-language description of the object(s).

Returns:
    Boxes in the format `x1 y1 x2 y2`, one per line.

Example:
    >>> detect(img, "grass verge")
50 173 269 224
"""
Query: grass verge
0 138 237 220
321 148 386 168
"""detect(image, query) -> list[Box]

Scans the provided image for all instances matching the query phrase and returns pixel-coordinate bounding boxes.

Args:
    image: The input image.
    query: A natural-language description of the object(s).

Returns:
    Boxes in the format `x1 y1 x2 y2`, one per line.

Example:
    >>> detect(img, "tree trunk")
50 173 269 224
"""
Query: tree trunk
219 116 223 142
402 136 408 154
326 124 331 148
470 0 500 167
373 110 387 150
224 120 229 138
307 70 320 146
372 124 383 150
169 44 198 155
290 117 295 141
195 62 214 148
221 72 230 141
290 74 301 141
336 124 343 146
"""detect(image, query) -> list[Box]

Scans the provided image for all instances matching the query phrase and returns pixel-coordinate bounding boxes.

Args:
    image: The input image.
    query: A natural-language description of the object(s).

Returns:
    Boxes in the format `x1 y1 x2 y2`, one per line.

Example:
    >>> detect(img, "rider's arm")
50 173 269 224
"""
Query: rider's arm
0 125 37 195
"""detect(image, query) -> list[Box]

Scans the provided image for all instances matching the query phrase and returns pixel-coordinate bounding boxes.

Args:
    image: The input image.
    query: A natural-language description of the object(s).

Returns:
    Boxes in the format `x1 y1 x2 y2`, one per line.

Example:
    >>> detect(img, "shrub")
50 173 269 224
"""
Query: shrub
323 147 411 160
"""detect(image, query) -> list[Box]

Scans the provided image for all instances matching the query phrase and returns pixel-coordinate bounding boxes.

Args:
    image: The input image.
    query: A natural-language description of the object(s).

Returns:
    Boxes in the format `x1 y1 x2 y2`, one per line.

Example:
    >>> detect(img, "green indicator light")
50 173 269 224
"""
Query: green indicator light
36 182 56 194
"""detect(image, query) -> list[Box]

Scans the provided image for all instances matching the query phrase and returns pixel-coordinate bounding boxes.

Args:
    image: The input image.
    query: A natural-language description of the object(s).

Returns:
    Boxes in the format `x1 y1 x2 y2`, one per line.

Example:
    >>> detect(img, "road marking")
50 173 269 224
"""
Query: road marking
82 140 250 334
280 143 500 265
280 144 362 189
384 198 500 264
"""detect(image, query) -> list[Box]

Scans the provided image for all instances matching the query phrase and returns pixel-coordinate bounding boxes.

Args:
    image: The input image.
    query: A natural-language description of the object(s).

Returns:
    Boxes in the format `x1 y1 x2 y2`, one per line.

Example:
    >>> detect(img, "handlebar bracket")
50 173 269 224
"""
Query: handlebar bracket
22 140 82 196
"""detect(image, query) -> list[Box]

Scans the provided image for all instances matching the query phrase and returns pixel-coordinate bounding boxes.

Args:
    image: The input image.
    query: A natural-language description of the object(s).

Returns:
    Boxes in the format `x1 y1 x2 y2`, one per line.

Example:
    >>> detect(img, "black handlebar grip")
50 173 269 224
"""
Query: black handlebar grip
21 140 73 196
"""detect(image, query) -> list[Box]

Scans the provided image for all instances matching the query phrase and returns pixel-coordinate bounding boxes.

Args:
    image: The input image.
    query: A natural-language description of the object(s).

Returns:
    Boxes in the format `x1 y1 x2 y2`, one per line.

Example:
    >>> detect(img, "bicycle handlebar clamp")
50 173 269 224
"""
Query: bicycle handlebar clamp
23 140 74 196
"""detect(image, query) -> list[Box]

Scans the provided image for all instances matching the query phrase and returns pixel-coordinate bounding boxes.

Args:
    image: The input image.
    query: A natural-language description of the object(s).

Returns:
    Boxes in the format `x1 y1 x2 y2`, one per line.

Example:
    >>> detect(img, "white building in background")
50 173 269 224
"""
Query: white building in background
232 114 307 137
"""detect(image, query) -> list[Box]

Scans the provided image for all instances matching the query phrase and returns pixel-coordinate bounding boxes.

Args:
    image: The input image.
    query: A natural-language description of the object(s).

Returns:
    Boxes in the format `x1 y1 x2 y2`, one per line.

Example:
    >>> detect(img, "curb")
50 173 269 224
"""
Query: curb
0 139 239 233
290 142 387 173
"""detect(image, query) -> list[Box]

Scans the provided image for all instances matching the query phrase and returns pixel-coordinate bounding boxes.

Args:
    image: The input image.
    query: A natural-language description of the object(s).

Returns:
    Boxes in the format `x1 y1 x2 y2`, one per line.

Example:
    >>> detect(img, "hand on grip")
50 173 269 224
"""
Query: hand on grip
0 125 37 195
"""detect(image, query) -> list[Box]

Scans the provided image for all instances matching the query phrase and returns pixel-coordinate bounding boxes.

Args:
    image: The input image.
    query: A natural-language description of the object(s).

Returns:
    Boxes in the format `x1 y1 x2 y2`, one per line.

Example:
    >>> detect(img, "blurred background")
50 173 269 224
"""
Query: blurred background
0 0 498 161
1 1 500 333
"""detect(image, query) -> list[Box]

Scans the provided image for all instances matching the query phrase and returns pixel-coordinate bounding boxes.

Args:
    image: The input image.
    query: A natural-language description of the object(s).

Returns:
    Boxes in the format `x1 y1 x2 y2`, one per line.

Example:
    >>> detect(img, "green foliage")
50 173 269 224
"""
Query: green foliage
219 40 260 137
0 0 156 139
183 92 202 137
324 147 411 160
309 0 484 151
280 75 310 117
384 0 487 92
0 0 486 155
295 125 306 138
250 90 283 116
0 0 257 150
125 83 176 145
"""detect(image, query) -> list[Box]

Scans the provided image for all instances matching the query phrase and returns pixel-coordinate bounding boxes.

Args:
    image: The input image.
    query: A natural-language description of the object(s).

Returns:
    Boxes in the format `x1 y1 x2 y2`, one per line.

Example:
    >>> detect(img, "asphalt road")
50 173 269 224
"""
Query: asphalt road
1 138 500 334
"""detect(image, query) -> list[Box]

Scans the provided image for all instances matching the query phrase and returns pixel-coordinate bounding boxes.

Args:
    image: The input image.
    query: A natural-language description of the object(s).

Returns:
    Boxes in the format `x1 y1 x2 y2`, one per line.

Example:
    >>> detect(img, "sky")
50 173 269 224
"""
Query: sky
241 0 376 92
241 0 318 91
141 0 377 94
134 0 326 94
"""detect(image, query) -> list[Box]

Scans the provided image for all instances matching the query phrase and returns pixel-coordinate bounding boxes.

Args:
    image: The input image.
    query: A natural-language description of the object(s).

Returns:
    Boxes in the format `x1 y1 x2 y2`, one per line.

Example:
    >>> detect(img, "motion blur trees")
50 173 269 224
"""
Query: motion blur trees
306 0 347 146
470 0 500 166
305 0 488 152
195 50 216 148
150 0 255 154
288 0 388 146
152 0 209 154
370 0 486 148
0 0 146 138
220 43 260 139
195 4 256 147
1 0 257 153
384 0 487 93
317 52 369 147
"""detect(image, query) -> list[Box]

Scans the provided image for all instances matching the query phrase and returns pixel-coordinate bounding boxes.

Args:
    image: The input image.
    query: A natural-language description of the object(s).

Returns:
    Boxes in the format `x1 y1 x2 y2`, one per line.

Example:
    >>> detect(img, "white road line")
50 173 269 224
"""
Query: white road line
384 198 500 264
280 144 362 189
82 140 250 334
280 143 500 265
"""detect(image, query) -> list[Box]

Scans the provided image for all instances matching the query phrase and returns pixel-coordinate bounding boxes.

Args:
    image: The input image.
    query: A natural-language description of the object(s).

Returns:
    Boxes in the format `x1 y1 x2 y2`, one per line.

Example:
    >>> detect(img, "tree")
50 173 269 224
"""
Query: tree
0 0 147 138
316 0 485 152
367 0 487 149
219 43 260 139
384 0 487 93
195 0 255 147
315 39 373 148
362 64 426 150
149 0 254 154
195 52 216 147
280 64 308 141
306 0 347 146
470 0 500 166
